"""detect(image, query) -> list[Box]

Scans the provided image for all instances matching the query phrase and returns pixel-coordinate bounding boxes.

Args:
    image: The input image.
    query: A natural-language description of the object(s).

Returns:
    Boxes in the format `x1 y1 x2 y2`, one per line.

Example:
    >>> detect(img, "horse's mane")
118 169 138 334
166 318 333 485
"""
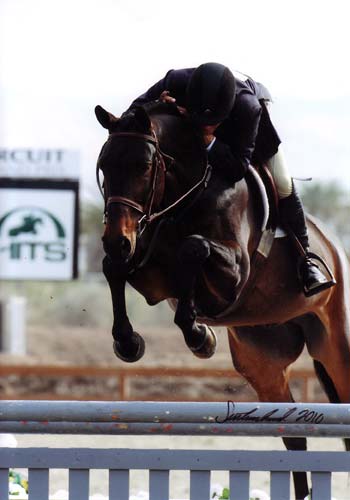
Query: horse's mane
142 100 183 118
120 101 182 122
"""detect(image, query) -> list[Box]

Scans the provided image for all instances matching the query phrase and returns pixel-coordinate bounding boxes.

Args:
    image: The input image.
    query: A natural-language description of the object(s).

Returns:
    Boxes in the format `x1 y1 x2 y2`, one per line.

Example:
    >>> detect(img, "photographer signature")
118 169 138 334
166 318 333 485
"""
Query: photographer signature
215 401 324 424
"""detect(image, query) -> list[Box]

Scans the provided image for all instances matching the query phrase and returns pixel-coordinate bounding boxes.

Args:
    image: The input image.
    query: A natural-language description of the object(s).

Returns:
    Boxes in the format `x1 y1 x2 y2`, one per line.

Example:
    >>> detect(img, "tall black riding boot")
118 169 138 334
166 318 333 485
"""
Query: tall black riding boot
279 184 335 297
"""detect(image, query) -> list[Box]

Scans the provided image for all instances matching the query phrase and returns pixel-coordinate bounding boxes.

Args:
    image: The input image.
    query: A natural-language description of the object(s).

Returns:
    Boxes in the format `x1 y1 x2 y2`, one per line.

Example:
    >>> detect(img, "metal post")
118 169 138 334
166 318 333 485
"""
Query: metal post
2 296 26 355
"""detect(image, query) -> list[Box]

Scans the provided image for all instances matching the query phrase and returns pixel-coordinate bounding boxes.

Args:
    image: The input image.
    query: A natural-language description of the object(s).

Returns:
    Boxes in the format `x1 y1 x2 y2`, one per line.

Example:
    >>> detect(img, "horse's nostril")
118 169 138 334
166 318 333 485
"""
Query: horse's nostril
120 237 131 258
120 237 129 249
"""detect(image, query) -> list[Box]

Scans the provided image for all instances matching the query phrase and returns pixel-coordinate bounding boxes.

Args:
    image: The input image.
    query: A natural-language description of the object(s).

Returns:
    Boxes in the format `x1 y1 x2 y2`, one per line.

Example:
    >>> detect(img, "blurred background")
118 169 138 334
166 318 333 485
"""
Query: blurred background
1 0 350 402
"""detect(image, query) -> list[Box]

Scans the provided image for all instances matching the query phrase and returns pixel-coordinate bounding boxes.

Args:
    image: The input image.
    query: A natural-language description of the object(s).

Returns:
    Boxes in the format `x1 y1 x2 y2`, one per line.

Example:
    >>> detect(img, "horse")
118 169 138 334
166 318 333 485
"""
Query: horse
95 101 350 499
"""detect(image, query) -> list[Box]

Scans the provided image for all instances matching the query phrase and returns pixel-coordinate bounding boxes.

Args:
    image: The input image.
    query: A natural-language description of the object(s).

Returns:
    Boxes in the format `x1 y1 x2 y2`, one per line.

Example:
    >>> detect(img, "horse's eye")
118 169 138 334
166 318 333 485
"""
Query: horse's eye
134 161 152 171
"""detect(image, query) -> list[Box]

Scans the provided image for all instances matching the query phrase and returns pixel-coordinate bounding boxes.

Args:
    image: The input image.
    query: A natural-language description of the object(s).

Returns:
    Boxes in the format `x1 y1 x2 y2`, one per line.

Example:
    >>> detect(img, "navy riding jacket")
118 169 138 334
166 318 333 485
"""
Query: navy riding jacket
129 68 281 183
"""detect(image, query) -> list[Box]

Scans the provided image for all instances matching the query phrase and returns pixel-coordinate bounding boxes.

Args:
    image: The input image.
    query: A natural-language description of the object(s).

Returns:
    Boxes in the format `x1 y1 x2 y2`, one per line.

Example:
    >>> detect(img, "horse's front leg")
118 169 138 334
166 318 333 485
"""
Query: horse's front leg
103 256 145 363
174 235 217 359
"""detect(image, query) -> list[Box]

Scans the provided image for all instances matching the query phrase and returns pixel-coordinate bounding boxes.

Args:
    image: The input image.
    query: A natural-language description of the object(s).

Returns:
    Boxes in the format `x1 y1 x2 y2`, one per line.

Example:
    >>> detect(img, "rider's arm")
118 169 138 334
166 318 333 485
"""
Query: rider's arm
209 96 262 183
128 74 170 109
128 68 193 110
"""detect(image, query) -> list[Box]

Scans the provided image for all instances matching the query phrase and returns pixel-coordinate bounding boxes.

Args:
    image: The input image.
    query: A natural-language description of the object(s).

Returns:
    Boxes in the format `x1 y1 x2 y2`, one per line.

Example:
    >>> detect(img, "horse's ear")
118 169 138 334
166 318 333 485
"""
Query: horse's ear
95 105 119 129
134 107 152 132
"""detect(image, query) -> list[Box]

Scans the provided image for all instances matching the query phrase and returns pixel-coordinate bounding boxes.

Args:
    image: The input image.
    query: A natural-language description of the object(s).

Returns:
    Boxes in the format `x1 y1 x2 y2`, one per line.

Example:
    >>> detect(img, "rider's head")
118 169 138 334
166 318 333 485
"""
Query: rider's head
186 62 236 126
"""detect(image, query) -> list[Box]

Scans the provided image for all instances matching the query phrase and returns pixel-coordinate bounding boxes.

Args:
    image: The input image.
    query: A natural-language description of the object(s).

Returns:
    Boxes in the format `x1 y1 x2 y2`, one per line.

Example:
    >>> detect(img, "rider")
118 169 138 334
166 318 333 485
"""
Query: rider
128 62 334 297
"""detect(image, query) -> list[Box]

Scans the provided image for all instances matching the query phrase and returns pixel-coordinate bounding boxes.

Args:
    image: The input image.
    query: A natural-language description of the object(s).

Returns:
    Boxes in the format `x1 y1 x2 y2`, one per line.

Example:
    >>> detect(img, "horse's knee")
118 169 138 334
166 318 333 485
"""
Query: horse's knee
102 255 114 279
178 235 211 266
174 300 196 324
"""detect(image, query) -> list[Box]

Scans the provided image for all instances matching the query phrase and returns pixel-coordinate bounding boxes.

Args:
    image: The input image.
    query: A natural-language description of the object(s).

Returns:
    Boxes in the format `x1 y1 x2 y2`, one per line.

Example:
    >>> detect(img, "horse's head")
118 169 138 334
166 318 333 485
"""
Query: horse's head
95 105 166 268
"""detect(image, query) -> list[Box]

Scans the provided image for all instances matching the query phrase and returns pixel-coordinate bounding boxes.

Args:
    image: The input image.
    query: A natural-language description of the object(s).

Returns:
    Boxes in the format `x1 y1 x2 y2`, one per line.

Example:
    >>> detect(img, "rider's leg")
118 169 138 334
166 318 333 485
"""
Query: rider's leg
267 147 333 296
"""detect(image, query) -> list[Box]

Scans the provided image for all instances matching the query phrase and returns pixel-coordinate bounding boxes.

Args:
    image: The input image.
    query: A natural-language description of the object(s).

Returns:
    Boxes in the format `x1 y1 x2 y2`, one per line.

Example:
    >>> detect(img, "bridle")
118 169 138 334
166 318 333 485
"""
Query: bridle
97 129 212 239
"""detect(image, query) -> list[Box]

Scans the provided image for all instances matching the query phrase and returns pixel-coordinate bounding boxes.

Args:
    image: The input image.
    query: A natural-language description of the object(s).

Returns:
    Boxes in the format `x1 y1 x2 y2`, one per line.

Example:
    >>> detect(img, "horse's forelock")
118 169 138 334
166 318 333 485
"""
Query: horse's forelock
116 109 153 134
115 111 138 132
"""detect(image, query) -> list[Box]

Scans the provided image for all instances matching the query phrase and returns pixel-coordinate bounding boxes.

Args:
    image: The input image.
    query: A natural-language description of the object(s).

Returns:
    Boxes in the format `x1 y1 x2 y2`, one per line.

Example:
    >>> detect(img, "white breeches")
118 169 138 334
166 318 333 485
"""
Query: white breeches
264 101 293 199
266 146 293 199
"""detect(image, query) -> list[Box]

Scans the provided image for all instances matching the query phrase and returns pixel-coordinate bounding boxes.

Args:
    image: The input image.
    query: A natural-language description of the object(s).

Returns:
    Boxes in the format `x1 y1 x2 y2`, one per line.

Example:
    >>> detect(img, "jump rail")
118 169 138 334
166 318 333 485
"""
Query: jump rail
1 401 350 500
1 400 350 436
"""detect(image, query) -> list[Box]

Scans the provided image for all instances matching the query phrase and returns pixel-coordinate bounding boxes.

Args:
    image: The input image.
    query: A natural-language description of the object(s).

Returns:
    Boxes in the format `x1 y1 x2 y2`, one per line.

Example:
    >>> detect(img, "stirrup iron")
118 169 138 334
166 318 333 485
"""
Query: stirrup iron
297 251 336 297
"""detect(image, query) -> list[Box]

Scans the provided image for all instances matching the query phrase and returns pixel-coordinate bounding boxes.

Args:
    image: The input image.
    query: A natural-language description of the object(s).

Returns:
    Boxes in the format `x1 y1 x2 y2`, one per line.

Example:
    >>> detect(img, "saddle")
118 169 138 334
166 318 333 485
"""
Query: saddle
247 164 279 233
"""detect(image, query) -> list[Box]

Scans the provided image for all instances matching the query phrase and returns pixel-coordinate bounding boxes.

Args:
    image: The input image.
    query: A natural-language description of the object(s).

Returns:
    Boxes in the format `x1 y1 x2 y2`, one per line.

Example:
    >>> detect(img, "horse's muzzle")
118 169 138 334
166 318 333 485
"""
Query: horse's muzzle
102 234 134 265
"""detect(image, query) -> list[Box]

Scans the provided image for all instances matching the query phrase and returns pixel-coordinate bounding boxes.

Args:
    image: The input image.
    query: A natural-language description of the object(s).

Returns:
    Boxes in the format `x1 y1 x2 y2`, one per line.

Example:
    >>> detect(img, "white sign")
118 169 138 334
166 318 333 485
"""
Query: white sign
0 149 79 179
0 187 77 280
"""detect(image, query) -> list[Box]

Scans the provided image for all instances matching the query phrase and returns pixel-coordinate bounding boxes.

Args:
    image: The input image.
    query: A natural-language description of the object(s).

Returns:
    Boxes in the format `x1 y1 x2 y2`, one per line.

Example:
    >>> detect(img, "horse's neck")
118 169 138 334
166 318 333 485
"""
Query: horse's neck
153 114 207 203
152 112 262 261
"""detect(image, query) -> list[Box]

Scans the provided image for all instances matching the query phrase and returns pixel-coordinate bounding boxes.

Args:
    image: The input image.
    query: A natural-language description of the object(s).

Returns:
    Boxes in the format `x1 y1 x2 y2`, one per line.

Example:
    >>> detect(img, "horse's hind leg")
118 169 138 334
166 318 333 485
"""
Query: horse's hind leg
301 301 350 452
174 235 217 358
227 324 309 499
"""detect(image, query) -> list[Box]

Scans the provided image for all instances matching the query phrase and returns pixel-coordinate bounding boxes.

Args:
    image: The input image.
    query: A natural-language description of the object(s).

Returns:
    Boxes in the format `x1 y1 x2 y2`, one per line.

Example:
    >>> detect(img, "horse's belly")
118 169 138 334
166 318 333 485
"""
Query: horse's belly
198 238 328 326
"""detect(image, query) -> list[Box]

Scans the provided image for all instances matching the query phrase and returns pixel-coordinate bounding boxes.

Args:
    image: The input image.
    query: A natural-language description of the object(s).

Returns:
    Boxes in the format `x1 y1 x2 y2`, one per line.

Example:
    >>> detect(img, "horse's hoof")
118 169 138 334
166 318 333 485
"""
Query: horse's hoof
113 332 145 363
190 326 217 359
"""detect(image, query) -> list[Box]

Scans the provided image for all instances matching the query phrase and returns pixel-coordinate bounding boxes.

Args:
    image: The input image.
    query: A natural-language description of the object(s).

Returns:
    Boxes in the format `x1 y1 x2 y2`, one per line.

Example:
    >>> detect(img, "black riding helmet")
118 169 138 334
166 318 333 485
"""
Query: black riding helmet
186 62 236 125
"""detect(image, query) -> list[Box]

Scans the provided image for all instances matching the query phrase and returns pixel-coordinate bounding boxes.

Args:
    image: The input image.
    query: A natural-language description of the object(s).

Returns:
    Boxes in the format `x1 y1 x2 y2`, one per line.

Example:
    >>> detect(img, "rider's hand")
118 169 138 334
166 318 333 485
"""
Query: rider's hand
159 91 176 104
159 91 188 116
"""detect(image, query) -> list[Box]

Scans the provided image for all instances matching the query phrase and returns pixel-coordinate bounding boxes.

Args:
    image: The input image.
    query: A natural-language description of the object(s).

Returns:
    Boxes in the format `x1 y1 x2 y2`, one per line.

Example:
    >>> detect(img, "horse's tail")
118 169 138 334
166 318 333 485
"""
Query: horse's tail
313 359 340 403
313 360 350 451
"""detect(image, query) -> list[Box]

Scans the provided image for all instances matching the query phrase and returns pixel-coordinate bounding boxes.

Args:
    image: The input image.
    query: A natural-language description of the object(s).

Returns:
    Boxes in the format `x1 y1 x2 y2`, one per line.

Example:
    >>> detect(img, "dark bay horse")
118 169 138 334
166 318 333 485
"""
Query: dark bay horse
95 102 350 499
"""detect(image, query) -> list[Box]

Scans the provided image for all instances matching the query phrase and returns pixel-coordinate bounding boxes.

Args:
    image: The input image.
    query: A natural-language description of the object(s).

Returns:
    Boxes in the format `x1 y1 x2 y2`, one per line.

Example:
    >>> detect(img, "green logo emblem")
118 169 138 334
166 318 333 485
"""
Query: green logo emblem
0 207 67 262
